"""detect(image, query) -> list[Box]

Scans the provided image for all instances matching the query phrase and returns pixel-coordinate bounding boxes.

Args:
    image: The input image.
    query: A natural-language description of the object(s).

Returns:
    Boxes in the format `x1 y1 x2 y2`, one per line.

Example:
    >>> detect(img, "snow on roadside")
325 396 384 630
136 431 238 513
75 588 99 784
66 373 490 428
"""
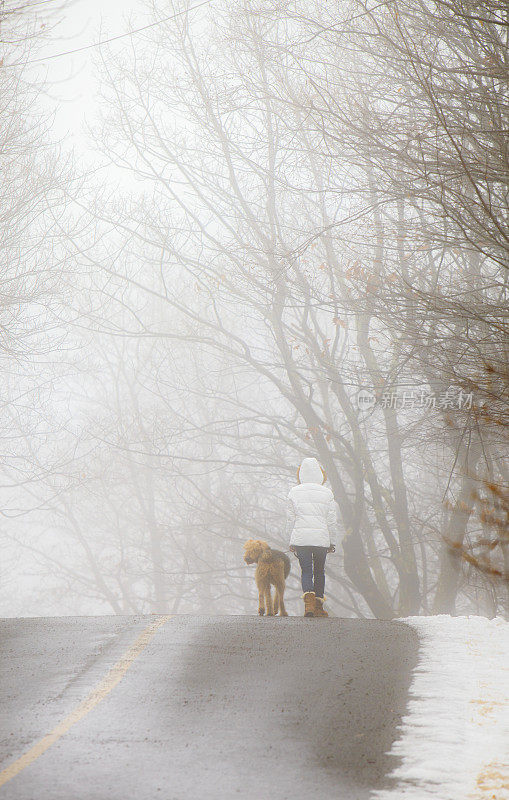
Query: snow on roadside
371 615 509 800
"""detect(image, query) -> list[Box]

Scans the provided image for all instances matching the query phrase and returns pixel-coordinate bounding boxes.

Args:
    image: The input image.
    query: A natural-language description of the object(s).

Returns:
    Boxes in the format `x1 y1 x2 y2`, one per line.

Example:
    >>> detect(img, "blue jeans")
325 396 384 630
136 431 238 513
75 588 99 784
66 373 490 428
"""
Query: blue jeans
294 546 328 597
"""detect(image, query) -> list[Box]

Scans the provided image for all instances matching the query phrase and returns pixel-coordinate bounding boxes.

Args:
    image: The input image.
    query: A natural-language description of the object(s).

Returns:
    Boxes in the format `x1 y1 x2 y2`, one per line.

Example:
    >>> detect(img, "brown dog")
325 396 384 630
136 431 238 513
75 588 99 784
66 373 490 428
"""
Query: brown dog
244 539 290 616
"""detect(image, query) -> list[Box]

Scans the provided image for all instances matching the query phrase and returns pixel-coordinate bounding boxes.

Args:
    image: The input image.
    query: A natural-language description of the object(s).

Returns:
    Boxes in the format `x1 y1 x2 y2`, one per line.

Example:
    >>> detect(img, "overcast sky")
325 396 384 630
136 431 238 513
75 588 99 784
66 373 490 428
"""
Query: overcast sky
32 0 147 156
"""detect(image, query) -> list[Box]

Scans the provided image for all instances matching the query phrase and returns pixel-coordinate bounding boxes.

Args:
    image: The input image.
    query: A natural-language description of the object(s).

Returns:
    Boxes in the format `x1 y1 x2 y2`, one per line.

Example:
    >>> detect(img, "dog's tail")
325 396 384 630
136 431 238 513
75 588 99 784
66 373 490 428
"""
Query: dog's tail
282 553 291 579
273 550 291 579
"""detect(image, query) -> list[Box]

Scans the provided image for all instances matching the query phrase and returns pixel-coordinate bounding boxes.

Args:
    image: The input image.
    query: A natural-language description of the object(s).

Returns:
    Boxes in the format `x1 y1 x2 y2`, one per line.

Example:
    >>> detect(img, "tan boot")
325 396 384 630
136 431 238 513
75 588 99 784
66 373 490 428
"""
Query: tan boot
314 596 329 617
303 591 315 617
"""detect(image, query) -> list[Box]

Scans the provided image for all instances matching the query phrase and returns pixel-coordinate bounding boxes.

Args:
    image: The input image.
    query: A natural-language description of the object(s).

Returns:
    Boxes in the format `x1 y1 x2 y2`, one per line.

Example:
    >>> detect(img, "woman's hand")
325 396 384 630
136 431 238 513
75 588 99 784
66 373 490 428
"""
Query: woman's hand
327 545 336 553
289 545 296 554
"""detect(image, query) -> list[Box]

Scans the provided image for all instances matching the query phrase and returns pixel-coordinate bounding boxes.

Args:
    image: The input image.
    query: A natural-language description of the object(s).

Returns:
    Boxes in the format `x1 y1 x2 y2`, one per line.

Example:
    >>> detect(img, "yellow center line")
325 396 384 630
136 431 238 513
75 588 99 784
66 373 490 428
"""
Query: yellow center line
0 614 173 789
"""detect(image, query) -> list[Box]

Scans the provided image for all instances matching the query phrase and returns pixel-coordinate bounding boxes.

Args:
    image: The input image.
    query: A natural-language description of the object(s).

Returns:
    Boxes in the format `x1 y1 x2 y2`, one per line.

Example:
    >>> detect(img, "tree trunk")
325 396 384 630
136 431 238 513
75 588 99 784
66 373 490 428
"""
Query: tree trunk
433 469 479 614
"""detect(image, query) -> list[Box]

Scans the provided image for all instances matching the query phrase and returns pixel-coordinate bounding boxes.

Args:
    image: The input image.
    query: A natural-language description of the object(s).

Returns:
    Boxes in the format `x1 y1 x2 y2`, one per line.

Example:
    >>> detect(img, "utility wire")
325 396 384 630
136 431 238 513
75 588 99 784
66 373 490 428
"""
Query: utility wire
4 0 214 67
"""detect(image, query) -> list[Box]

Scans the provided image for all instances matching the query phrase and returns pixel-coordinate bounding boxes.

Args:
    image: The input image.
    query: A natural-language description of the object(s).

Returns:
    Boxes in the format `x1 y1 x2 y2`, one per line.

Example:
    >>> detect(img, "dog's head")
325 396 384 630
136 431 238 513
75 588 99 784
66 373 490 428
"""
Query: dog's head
243 539 270 564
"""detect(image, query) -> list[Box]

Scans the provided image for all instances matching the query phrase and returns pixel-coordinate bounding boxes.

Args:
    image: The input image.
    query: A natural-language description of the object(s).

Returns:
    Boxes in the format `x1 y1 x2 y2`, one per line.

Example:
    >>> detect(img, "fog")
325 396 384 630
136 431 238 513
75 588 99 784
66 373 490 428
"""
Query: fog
1 0 507 619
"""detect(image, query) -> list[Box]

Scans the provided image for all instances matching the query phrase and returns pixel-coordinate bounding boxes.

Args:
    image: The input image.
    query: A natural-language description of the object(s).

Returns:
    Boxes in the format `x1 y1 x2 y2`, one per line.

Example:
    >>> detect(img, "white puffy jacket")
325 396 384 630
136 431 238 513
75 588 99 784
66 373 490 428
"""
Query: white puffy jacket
286 457 338 547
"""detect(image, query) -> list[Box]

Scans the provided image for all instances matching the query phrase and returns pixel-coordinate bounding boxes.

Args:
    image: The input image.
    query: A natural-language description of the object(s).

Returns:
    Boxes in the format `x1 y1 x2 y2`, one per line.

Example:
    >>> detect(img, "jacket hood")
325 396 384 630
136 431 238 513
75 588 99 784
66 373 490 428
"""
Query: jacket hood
297 457 325 485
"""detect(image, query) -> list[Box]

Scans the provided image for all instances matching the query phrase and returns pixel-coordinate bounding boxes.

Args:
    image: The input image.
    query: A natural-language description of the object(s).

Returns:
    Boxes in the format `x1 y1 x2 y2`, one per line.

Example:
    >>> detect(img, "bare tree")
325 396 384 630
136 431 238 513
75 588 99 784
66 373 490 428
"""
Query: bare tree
60 0 464 618
21 0 506 618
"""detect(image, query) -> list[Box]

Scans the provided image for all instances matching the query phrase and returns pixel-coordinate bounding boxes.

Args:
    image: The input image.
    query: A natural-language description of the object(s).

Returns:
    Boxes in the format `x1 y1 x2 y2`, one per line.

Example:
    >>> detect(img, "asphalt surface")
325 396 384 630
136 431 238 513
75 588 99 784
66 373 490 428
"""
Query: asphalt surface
0 615 418 800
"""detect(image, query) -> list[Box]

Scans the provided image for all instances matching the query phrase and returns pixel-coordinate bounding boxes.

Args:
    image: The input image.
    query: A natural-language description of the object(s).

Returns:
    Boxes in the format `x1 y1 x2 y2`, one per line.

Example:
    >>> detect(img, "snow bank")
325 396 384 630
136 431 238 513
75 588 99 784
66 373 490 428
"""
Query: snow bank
372 615 509 800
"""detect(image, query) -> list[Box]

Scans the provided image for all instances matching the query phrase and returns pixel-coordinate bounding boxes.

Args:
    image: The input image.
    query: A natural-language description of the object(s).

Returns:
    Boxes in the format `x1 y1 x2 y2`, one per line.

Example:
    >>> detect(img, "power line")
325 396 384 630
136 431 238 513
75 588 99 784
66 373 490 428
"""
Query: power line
5 0 214 67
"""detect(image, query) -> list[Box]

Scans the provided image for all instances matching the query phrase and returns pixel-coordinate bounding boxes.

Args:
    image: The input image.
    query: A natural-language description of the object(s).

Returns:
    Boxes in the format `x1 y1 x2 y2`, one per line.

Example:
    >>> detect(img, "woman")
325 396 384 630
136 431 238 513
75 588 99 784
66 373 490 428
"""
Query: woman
286 457 337 617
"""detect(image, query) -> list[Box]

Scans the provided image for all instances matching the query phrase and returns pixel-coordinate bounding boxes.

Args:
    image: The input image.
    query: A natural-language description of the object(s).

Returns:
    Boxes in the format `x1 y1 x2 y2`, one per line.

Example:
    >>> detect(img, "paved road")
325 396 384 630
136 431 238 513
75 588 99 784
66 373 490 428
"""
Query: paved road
0 615 418 799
